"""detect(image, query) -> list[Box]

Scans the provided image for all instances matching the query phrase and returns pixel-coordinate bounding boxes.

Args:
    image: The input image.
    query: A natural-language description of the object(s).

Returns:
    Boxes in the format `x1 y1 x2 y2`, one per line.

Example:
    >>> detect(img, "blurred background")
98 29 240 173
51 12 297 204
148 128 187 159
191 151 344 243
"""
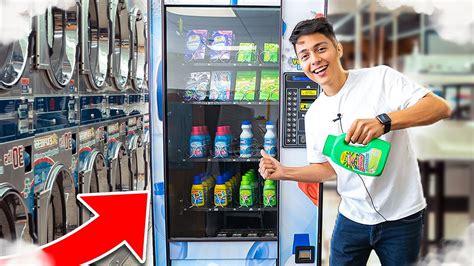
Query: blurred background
321 0 474 264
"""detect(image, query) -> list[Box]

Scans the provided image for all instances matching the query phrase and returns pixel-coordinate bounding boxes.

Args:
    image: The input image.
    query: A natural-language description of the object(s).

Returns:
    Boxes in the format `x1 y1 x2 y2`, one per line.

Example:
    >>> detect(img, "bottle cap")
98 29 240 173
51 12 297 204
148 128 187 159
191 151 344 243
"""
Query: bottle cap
242 120 251 125
241 180 250 186
322 135 337 156
191 126 200 135
266 121 273 126
216 175 226 184
264 179 274 186
193 175 202 184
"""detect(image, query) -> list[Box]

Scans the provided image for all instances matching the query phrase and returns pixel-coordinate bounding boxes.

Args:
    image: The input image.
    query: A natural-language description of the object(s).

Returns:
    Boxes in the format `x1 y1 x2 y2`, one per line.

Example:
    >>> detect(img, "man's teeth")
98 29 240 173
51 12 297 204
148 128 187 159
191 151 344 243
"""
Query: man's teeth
314 66 327 74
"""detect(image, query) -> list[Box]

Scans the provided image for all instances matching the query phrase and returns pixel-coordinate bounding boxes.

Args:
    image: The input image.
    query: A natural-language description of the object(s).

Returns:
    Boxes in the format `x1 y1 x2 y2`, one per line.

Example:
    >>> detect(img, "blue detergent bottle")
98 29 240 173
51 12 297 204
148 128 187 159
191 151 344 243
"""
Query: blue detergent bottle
189 126 205 158
214 128 229 158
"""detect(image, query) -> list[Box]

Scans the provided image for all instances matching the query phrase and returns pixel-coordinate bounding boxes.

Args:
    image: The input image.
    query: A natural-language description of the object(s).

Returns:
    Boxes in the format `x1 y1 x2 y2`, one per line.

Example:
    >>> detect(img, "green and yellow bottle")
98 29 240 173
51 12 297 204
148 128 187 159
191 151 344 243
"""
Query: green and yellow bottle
263 180 277 207
239 179 253 207
323 133 391 176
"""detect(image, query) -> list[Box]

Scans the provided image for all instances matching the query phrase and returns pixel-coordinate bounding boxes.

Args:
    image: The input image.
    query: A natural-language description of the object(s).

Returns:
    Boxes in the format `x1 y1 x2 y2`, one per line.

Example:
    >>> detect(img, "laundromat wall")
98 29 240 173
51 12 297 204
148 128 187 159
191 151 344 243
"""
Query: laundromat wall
0 0 150 247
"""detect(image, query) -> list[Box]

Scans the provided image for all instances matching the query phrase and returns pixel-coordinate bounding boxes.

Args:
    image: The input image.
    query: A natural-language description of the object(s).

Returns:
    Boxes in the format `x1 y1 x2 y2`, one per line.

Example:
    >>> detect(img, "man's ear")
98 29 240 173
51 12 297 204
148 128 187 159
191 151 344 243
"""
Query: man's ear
337 43 343 58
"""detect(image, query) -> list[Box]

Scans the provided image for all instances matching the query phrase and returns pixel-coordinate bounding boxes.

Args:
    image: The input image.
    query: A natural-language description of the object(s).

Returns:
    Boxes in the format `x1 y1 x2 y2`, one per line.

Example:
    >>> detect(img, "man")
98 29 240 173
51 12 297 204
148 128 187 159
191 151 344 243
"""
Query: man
259 17 451 265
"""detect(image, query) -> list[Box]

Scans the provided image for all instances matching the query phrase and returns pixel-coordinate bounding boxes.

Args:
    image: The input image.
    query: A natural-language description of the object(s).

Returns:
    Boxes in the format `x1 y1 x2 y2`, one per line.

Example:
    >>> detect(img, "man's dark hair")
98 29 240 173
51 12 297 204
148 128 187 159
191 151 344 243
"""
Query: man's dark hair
289 17 337 49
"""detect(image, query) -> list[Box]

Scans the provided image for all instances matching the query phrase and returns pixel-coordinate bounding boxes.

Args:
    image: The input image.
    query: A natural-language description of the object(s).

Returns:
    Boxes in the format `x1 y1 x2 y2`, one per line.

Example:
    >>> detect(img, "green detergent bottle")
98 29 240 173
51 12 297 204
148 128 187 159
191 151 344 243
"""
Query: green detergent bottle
239 179 253 207
263 180 277 207
322 133 391 176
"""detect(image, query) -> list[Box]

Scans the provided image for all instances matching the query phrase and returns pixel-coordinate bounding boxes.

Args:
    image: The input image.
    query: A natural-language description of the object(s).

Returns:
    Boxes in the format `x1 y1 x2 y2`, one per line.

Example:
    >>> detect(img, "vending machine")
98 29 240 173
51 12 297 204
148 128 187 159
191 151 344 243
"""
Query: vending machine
149 0 327 265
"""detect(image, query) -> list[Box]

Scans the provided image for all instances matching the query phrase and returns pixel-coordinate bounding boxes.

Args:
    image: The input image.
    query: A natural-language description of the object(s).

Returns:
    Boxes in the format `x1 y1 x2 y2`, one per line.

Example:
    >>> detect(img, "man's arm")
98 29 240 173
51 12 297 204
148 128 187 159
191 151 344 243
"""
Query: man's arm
388 92 451 130
345 92 451 145
259 150 336 183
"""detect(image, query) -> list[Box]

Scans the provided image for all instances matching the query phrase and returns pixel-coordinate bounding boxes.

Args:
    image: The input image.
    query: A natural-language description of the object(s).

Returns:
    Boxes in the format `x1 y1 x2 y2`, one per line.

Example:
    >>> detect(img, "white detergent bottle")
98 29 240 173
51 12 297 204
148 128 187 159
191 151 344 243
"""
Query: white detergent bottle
264 121 277 157
239 120 253 158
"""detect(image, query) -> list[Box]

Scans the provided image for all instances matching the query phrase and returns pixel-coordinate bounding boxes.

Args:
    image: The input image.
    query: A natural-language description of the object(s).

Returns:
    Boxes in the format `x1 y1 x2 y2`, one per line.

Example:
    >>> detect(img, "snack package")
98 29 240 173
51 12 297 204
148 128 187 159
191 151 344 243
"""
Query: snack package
237 43 256 63
184 30 208 62
183 72 210 101
209 31 233 61
234 71 257 101
209 71 232 101
263 43 279 63
259 69 279 101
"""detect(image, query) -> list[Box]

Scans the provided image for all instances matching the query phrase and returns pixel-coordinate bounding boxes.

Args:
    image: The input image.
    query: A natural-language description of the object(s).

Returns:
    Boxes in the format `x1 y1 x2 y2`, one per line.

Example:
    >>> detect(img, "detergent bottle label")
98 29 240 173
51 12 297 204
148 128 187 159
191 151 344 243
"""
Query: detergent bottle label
191 188 204 207
340 148 382 174
263 189 276 207
214 140 229 158
214 187 228 207
190 140 205 158
240 189 253 207
240 138 252 158
264 137 277 156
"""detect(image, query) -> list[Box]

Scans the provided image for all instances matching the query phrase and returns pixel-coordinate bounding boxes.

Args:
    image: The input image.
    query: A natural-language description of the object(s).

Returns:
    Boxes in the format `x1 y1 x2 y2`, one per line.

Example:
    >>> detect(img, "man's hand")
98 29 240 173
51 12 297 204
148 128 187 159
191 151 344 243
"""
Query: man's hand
345 118 384 145
259 150 285 180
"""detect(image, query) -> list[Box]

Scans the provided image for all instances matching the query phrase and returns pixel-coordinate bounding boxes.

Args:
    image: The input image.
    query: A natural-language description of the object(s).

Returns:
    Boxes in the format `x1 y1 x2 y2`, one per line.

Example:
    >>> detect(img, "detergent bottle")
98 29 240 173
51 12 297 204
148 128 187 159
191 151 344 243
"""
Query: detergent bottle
263 121 277 157
239 177 253 207
322 133 391 176
263 179 277 207
214 175 228 207
191 175 205 207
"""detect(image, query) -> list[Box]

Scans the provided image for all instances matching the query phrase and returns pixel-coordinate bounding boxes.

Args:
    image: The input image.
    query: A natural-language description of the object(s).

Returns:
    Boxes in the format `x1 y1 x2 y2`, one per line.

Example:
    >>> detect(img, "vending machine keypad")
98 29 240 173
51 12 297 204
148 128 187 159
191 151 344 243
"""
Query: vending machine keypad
283 73 320 148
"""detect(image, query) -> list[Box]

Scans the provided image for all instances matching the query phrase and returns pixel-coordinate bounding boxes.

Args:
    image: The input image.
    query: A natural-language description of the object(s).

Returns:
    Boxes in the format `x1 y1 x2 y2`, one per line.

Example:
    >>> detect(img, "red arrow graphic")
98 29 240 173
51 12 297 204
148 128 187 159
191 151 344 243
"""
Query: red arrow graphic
1 191 150 265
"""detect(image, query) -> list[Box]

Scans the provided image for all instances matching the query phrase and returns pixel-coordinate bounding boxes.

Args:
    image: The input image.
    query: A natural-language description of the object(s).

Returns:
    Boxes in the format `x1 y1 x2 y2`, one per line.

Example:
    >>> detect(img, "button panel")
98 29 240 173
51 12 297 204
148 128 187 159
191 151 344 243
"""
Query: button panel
283 73 320 148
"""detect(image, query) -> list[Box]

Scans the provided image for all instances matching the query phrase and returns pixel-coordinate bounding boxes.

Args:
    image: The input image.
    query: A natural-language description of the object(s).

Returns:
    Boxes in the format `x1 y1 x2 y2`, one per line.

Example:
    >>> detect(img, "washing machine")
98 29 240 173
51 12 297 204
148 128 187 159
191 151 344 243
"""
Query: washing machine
127 7 148 191
30 4 81 244
104 0 134 192
0 28 36 243
77 0 111 216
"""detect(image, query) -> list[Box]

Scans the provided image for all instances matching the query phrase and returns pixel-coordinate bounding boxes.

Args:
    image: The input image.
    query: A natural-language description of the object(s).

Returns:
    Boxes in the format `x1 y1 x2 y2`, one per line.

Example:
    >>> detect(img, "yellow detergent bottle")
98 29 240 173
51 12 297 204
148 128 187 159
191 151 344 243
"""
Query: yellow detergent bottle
214 175 228 207
323 133 391 176
191 175 205 207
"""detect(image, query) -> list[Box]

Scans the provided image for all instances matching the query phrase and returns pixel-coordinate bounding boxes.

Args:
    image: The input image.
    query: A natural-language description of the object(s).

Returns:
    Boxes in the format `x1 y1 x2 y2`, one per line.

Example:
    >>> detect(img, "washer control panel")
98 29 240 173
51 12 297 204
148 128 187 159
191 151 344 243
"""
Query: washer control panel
283 73 320 148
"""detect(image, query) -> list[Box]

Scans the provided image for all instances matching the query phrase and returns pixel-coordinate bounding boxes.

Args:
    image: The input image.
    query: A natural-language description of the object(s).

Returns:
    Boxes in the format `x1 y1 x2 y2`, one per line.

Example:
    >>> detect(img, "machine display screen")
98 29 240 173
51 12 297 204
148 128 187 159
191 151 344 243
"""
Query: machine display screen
300 89 317 97
300 101 313 111
298 250 312 259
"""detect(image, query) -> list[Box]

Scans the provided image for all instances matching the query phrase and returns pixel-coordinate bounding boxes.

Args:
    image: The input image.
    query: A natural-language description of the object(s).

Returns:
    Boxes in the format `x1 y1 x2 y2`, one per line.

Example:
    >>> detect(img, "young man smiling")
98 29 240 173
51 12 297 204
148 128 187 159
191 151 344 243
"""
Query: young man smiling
259 18 451 265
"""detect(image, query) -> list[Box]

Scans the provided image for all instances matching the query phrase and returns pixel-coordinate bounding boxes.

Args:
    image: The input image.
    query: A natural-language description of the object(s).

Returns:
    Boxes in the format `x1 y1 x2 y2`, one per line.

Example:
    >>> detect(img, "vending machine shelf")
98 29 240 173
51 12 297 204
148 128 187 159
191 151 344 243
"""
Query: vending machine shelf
184 206 277 212
170 235 278 242
182 156 262 163
181 62 279 68
179 101 279 106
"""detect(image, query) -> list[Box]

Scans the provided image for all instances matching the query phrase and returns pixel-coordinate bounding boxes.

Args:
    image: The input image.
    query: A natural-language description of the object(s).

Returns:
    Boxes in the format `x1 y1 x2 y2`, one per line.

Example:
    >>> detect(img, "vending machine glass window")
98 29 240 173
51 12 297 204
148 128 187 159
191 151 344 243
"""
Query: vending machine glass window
164 6 280 241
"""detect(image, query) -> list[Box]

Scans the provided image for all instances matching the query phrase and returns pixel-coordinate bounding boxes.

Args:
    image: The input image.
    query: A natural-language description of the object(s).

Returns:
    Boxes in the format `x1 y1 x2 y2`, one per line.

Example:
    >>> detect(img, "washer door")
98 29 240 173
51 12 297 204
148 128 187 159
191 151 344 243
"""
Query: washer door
79 0 110 91
0 187 32 244
0 38 29 90
37 5 79 90
130 8 147 92
110 1 131 92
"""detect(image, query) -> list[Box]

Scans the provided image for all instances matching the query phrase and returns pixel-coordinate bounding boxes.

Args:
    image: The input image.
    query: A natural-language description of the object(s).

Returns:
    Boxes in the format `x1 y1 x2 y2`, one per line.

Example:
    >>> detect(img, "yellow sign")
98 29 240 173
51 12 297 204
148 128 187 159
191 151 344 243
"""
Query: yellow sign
301 89 317 96
300 103 312 111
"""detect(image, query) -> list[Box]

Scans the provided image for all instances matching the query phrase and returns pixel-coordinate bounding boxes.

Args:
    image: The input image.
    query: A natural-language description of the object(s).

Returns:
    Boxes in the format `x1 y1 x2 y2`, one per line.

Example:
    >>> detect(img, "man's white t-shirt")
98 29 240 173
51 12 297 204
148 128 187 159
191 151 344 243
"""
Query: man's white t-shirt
305 65 429 225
